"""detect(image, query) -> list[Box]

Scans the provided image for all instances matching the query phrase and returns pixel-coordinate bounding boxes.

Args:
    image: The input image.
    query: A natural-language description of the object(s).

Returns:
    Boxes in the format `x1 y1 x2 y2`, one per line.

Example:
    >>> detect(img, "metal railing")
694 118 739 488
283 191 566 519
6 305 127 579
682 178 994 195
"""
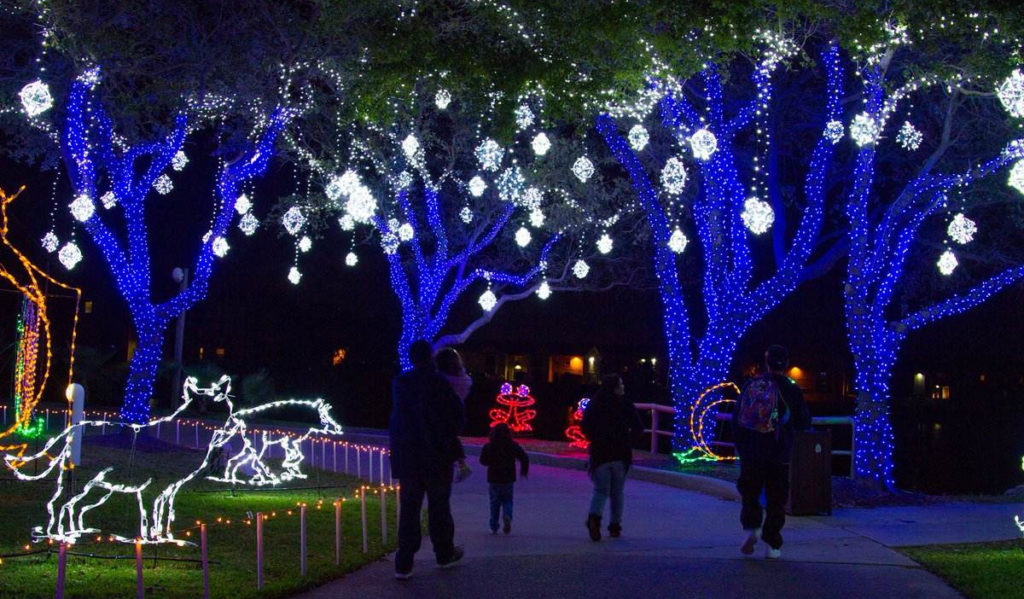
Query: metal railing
634 402 855 476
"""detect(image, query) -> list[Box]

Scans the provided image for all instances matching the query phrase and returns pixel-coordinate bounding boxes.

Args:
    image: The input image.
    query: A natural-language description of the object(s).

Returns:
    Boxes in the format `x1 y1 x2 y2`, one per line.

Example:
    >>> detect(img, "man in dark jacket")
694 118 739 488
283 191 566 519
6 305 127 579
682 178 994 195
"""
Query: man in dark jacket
389 340 466 579
580 373 644 541
733 344 811 559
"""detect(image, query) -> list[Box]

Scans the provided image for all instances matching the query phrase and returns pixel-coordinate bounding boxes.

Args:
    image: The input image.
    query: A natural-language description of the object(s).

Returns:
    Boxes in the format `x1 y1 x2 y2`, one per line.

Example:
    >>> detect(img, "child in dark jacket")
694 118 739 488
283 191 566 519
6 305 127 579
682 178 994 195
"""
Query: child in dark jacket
479 423 529 534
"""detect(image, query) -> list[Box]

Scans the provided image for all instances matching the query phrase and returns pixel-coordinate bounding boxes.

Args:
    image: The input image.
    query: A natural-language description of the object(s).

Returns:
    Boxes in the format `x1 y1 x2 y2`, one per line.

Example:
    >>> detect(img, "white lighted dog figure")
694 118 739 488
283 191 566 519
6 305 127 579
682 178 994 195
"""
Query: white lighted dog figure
4 376 343 544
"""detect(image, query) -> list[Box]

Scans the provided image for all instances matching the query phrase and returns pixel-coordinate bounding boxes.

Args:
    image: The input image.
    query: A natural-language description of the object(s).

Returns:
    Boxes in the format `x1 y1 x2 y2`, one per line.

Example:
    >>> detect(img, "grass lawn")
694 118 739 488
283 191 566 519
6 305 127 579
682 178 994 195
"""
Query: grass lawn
0 431 396 598
899 540 1024 599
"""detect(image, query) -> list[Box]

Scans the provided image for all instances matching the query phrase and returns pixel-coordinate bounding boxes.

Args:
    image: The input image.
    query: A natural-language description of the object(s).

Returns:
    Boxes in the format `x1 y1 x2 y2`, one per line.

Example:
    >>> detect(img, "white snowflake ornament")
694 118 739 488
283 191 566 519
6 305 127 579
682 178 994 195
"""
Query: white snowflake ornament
572 157 595 183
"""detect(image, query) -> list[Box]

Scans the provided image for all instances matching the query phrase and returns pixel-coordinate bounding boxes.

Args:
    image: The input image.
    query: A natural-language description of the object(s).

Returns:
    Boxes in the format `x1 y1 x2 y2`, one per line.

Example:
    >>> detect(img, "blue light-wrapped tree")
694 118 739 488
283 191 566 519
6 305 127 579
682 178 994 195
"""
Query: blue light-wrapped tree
596 41 844 457
840 30 1024 488
60 75 289 423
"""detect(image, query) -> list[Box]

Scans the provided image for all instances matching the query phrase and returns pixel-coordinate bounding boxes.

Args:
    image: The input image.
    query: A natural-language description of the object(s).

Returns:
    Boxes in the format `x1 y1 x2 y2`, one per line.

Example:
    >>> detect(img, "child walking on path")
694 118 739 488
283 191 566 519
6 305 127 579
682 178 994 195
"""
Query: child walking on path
479 423 530 534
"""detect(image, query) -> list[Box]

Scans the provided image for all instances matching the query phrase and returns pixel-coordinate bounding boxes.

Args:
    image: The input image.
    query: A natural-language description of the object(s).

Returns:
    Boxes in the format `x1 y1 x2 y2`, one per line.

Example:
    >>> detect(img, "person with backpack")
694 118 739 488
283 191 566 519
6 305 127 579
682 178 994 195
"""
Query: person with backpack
732 344 811 559
581 373 644 541
479 422 529 534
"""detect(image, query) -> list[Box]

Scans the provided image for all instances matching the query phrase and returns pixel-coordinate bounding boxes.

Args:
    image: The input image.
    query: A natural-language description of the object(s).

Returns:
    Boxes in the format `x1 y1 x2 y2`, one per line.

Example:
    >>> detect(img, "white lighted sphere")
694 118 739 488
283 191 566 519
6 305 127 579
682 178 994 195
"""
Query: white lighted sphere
58 242 82 270
535 280 551 300
689 128 717 161
288 266 302 285
521 187 543 210
212 237 230 257
475 139 504 172
529 209 545 228
997 69 1024 119
573 259 590 279
946 213 977 245
896 121 922 151
435 89 452 110
298 236 313 252
19 80 53 118
171 150 189 172
468 176 487 197
824 120 844 144
69 193 95 222
398 223 415 242
628 125 649 151
937 249 958 276
572 156 595 183
496 166 524 202
531 132 551 156
740 197 774 235
660 158 687 195
235 193 253 215
401 134 420 159
478 289 497 312
153 174 173 195
239 212 259 236
514 105 535 130
345 251 358 267
41 231 59 253
100 191 118 209
1008 160 1024 196
515 226 531 247
459 206 474 224
850 113 879 147
668 228 688 253
597 233 613 254
345 186 378 223
282 206 306 236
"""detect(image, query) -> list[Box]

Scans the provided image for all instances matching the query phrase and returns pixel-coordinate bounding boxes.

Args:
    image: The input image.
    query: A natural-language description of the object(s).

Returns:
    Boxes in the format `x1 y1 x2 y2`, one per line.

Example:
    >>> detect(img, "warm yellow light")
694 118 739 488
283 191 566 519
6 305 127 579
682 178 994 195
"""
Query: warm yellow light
569 356 584 374
787 366 804 379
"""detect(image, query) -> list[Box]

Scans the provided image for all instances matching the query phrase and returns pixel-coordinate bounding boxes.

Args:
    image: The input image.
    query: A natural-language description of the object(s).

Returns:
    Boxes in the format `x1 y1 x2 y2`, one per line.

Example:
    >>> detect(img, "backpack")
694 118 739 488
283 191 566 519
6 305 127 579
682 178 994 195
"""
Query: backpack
736 374 787 434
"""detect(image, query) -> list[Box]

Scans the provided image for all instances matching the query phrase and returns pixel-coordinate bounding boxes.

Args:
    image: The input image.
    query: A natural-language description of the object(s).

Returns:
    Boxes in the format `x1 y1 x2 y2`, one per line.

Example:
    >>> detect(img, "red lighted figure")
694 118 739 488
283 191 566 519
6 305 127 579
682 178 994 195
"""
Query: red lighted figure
564 397 591 449
489 383 537 433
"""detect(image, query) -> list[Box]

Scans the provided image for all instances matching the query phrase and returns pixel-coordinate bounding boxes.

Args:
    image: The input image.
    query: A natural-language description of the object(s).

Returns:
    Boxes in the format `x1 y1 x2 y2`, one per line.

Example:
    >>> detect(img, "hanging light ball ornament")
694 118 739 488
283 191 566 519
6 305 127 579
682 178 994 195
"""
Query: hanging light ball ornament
235 193 253 215
468 176 488 197
478 289 497 312
69 193 95 222
947 213 977 245
896 121 922 151
597 233 613 254
58 242 82 270
521 187 543 210
496 166 525 202
338 214 355 231
531 132 551 156
19 80 53 117
212 237 230 257
850 113 880 147
824 120 844 144
459 206 474 224
381 231 400 255
741 197 774 235
153 174 174 195
41 231 59 253
345 251 358 267
239 212 259 236
435 89 452 110
401 134 420 159
937 249 958 276
514 105 535 130
689 128 718 161
628 124 649 151
298 236 313 252
345 186 378 224
668 227 688 254
515 226 532 247
282 206 306 236
288 266 302 285
536 280 551 300
171 150 189 172
573 259 590 279
660 157 687 195
1008 160 1024 196
529 209 545 228
572 156 595 183
475 139 504 172
398 223 415 242
997 69 1024 118
100 191 117 209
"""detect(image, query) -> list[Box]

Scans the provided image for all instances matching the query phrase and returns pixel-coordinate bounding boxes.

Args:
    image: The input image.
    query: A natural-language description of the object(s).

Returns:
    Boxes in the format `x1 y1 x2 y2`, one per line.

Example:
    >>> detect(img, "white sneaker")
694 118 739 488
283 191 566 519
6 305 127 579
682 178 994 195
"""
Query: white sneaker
766 546 781 559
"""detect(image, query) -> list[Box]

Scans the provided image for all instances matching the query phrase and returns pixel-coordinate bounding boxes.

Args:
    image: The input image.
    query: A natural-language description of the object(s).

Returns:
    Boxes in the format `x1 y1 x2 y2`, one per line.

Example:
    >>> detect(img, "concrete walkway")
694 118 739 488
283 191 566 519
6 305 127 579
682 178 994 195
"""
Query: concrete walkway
295 442 1023 599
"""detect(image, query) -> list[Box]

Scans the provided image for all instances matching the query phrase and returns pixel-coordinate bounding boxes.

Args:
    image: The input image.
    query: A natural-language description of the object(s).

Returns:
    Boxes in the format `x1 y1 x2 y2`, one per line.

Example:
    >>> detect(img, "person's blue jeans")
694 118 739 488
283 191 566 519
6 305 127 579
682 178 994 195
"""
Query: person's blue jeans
588 460 627 524
488 483 515 531
395 472 455 573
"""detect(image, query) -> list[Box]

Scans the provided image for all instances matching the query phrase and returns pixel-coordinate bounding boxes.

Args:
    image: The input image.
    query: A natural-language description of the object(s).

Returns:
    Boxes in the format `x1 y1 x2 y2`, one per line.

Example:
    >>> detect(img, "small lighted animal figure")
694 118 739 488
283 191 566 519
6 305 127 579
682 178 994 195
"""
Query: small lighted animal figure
489 383 537 433
564 397 591 449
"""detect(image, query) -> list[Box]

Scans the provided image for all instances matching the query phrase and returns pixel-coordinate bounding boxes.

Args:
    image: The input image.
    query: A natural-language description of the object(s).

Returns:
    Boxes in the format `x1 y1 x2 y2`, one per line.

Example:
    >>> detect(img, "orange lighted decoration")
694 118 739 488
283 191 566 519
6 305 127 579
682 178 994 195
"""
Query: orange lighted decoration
689 382 741 461
564 397 590 449
488 383 537 433
0 186 82 454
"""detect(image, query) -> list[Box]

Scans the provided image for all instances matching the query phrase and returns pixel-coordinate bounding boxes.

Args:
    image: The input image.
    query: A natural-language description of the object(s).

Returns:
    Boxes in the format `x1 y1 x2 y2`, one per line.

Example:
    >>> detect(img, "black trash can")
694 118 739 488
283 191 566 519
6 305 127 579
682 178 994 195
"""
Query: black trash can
787 429 832 515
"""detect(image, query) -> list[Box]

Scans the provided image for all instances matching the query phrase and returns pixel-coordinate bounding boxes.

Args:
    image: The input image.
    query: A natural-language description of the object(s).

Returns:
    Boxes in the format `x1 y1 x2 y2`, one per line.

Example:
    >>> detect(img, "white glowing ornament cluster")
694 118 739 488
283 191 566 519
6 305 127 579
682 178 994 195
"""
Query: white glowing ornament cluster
58 242 82 270
153 174 173 195
69 194 95 222
19 80 53 117
468 176 487 197
435 89 452 110
515 226 532 247
529 209 544 228
282 206 306 236
288 266 302 285
476 139 504 172
238 213 259 236
235 193 253 215
896 121 922 151
937 249 958 276
298 236 313 252
346 187 378 224
572 157 595 183
171 151 189 172
397 223 414 242
100 191 117 210
668 228 688 254
401 134 420 159
41 231 59 253
628 125 649 151
478 289 497 311
514 105 535 130
536 280 551 300
531 133 551 156
459 206 474 224
573 259 590 279
850 113 880 147
212 237 229 258
521 187 543 210
597 233 613 255
997 69 1024 119
825 120 844 144
741 197 774 234
345 251 358 267
381 231 400 255
497 166 524 202
947 213 977 245
1009 161 1024 196
660 158 687 195
689 128 718 161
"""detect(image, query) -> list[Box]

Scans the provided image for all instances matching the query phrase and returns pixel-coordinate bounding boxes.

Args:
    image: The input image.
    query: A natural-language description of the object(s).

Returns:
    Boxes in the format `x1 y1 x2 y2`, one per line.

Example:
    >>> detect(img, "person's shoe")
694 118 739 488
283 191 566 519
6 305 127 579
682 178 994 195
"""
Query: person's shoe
454 463 472 483
438 546 464 568
740 531 758 555
490 527 499 535
503 517 512 535
586 514 601 541
766 546 781 559
608 523 622 538
394 568 413 580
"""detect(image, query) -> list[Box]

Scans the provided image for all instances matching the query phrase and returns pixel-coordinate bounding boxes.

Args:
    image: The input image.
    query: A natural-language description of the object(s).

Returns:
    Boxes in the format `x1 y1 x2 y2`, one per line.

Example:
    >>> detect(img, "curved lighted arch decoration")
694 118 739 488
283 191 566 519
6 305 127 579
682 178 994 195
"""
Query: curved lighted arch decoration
688 382 740 462
0 186 82 453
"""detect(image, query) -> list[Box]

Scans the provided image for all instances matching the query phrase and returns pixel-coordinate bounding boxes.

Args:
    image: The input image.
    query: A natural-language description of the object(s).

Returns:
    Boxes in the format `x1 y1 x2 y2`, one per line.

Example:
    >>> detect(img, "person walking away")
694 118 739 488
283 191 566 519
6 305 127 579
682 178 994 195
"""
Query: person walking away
733 344 811 559
479 422 529 534
389 340 466 579
436 347 473 482
581 373 643 541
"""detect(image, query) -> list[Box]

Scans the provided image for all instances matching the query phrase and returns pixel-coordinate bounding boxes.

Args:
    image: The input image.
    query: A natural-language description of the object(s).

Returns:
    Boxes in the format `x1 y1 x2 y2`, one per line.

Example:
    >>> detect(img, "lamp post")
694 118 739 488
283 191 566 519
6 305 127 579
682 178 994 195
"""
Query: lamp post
170 267 189 407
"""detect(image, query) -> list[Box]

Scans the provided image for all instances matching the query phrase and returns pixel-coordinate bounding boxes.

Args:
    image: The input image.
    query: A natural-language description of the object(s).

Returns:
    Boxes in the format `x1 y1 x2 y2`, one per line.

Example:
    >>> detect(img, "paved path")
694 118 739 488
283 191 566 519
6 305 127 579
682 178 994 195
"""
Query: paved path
295 455 1022 598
